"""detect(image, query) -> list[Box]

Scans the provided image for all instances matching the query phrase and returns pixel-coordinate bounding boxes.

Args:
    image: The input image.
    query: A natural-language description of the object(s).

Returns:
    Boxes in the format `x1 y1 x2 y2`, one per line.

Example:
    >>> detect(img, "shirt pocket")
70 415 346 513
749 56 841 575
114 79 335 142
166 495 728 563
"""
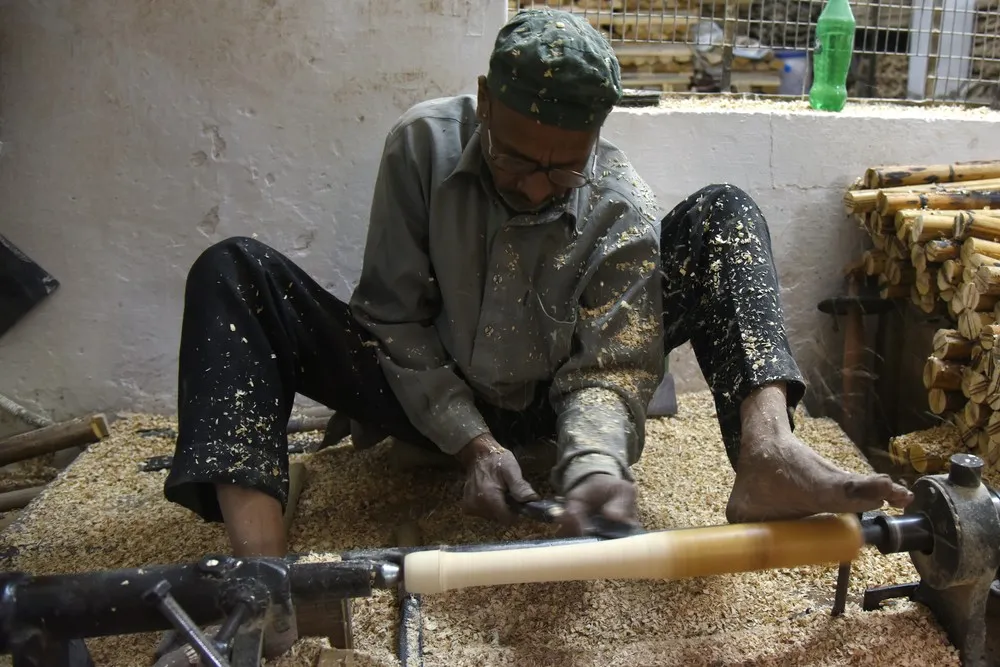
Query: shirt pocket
533 291 578 369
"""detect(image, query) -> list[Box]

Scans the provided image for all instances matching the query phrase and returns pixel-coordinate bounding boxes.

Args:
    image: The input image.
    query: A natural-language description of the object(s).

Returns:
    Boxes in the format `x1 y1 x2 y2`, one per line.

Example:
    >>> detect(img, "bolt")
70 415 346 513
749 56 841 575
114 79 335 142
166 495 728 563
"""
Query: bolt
948 453 984 489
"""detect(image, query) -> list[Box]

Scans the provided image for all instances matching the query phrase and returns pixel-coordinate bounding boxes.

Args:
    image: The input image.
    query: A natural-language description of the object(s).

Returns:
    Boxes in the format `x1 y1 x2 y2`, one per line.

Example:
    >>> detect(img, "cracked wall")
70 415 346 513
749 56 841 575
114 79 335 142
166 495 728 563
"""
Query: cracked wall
1 0 999 427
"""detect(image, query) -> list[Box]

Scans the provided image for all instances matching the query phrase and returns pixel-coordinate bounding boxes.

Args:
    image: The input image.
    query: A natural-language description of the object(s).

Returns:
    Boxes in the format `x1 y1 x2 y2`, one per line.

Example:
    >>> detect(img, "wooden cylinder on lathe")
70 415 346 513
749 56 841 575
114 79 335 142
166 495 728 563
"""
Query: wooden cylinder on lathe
403 514 864 595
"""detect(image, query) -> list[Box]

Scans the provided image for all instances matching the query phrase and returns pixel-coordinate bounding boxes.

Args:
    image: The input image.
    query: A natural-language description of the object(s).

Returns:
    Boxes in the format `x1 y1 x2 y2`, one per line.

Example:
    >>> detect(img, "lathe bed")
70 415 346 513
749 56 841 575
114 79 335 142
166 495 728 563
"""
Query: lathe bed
0 391 992 666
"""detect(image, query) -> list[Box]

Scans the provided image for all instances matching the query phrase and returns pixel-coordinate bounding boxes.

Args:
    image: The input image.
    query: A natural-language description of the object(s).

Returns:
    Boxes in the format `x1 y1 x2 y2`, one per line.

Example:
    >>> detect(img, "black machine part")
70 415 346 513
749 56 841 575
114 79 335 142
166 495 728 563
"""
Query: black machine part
860 453 1000 667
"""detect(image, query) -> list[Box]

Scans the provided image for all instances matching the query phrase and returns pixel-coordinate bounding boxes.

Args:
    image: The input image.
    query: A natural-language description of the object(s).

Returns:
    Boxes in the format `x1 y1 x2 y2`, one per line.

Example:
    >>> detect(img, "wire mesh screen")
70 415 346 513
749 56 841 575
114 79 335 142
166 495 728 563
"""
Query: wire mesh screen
510 0 1000 106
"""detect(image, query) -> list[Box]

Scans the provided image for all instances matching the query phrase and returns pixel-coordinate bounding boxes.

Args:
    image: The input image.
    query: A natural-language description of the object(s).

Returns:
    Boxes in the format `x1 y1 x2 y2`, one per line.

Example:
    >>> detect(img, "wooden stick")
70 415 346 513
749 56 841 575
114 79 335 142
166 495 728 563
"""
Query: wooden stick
915 269 934 296
981 324 1000 350
911 243 928 272
960 311 995 343
965 400 991 429
0 415 110 467
887 236 908 260
402 514 864 595
863 250 888 276
925 239 960 263
930 388 966 414
908 442 946 473
0 486 44 513
864 161 1000 189
962 239 1000 265
871 232 887 251
933 329 973 361
961 280 1000 312
975 264 1000 296
283 462 307 535
941 288 956 305
954 412 979 449
908 212 959 244
844 177 1000 214
887 261 916 286
955 210 1000 242
917 289 938 314
923 356 964 391
880 190 1000 217
942 259 964 284
938 268 954 293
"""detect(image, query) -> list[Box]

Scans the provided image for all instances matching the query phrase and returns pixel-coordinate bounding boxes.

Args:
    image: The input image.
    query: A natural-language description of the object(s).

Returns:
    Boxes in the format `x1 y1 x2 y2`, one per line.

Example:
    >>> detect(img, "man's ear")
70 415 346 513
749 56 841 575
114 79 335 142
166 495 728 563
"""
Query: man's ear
476 75 489 121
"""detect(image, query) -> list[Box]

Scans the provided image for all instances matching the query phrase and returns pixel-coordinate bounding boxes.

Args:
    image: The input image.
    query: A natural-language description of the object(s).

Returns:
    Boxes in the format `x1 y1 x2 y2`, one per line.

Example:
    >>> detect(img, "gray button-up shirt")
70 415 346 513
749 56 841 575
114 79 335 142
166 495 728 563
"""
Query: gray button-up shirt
349 94 665 493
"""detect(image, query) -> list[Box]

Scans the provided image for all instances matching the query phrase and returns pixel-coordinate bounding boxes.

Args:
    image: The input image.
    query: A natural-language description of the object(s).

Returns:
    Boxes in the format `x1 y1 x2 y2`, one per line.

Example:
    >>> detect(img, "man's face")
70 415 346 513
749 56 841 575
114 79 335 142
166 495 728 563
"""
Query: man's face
477 78 598 213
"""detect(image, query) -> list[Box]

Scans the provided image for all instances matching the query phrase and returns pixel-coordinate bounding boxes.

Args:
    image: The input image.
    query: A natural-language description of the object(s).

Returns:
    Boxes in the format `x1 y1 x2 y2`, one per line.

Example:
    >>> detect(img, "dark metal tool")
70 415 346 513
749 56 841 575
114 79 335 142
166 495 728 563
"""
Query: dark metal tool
505 494 644 540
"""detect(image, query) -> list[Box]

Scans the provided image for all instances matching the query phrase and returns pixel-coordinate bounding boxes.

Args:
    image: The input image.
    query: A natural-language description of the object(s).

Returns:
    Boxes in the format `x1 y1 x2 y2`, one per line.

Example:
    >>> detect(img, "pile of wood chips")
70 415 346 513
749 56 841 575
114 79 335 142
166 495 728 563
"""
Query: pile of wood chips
0 391 960 666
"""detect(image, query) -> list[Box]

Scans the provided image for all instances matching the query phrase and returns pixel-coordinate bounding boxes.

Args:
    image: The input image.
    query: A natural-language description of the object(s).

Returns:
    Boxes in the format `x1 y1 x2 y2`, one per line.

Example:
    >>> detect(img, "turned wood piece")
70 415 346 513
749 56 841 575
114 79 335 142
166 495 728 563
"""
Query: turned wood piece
403 515 864 595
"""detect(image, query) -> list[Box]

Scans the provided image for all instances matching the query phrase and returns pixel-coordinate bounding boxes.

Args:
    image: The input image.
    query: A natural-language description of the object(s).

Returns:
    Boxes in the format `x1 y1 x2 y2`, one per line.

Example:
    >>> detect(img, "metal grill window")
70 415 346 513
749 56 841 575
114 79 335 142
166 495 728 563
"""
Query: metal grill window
510 0 1000 106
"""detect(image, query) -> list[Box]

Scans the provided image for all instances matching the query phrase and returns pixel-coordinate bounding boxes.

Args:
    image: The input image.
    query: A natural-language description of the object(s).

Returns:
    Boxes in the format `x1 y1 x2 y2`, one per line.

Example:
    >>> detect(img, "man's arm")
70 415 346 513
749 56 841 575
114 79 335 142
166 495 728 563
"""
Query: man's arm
549 216 665 495
349 124 489 455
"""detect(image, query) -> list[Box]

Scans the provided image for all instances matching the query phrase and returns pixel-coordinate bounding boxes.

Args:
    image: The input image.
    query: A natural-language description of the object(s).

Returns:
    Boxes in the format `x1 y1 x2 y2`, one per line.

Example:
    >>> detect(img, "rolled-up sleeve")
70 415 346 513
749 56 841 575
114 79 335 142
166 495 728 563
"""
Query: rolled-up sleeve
349 125 488 454
549 215 665 494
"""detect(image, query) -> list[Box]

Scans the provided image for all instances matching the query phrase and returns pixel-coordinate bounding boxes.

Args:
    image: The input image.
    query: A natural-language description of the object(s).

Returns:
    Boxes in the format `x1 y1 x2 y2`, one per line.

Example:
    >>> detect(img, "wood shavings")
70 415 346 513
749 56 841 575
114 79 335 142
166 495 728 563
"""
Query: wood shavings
0 393 960 666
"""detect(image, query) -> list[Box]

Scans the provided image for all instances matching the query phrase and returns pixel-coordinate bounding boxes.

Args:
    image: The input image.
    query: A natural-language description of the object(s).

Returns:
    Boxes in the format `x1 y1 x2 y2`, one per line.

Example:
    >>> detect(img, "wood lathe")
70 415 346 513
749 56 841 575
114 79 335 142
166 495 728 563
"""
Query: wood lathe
0 452 998 667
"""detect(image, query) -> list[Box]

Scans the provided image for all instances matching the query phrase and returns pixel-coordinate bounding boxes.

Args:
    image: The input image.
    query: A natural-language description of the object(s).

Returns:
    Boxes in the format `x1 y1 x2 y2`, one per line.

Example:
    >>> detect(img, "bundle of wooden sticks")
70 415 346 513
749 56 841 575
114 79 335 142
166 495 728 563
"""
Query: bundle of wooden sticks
846 160 1000 476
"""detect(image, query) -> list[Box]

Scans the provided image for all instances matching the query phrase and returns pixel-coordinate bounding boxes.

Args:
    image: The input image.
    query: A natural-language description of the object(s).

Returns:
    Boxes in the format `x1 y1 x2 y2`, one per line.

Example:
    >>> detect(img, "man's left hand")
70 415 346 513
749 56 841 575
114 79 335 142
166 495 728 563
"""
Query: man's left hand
556 473 639 537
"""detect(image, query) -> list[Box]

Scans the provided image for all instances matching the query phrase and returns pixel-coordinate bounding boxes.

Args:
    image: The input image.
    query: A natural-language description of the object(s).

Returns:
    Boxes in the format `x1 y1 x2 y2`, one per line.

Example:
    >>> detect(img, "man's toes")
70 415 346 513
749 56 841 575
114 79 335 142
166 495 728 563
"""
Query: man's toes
843 474 910 506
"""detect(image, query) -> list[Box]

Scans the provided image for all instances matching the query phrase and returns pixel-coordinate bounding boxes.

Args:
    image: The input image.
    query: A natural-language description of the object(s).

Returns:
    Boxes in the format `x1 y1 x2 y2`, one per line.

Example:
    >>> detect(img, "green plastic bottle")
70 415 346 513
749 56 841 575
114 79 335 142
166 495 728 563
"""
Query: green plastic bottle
809 0 856 112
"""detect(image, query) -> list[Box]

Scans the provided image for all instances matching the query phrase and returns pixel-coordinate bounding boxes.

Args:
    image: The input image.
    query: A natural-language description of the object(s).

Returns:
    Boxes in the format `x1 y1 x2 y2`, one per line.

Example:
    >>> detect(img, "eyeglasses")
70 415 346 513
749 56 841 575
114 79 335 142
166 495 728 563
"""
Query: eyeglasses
483 126 595 189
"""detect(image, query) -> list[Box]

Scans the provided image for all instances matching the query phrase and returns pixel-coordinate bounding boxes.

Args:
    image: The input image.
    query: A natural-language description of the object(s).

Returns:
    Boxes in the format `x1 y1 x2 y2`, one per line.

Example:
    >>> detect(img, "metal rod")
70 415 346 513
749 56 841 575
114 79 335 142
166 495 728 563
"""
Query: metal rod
832 563 852 616
397 594 424 667
143 581 229 667
4 559 373 640
214 602 251 647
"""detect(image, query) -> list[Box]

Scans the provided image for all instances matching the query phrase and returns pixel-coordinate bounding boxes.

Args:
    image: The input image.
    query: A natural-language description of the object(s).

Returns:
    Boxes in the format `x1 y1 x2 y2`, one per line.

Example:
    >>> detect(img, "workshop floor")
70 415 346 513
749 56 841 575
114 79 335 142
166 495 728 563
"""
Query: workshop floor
0 391 961 666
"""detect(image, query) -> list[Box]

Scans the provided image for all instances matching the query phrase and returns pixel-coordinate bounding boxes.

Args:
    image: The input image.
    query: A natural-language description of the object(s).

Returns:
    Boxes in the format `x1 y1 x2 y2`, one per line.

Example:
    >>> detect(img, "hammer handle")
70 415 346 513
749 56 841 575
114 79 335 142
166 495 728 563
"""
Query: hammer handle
403 513 863 595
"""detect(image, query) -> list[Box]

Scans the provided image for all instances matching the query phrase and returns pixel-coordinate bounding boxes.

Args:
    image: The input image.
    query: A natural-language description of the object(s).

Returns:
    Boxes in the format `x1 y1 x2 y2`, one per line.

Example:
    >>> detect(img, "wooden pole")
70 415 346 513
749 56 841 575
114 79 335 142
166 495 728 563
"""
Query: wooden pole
843 177 1000 214
0 414 109 467
402 514 864 595
933 329 973 361
863 250 888 276
0 486 44 512
879 190 1000 217
955 210 1000 242
930 388 966 414
908 212 959 244
864 161 1000 189
923 356 964 391
925 239 960 263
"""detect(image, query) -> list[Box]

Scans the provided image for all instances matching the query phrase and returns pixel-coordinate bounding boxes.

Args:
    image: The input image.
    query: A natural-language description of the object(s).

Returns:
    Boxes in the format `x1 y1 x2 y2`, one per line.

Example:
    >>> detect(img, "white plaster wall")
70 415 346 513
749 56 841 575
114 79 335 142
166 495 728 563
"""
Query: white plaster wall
0 0 506 426
603 100 1000 406
0 0 999 425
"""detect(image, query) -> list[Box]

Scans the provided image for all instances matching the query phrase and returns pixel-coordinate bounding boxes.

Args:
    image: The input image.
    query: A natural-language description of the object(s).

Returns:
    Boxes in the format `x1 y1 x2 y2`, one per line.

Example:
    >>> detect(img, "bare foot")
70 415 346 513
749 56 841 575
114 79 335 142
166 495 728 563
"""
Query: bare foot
726 430 914 523
725 383 913 524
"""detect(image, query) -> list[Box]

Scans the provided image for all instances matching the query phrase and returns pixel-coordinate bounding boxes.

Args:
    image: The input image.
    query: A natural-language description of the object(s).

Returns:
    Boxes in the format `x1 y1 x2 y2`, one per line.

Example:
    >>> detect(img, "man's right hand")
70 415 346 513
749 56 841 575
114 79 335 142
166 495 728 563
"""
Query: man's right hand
456 434 539 523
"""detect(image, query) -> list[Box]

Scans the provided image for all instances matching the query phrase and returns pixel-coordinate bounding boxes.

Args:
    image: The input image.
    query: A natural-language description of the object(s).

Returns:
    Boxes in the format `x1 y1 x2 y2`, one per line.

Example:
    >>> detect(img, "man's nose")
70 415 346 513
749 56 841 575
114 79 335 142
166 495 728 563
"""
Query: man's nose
518 172 560 207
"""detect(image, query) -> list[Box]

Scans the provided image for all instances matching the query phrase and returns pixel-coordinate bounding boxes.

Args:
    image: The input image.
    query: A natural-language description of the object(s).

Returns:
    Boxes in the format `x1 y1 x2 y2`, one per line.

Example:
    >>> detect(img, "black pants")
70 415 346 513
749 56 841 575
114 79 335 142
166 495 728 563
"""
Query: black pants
164 184 804 522
659 184 805 465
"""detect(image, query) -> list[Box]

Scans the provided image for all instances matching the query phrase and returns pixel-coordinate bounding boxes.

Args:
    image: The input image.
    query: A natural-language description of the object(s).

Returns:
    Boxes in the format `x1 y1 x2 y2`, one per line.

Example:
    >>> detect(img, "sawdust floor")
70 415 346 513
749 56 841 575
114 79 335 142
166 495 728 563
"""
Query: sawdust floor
0 391 960 666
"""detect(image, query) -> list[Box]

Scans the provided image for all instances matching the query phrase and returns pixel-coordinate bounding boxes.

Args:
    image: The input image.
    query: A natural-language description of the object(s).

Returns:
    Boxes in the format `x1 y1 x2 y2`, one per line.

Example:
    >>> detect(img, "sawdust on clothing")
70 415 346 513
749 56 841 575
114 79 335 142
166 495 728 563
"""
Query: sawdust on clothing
0 391 959 666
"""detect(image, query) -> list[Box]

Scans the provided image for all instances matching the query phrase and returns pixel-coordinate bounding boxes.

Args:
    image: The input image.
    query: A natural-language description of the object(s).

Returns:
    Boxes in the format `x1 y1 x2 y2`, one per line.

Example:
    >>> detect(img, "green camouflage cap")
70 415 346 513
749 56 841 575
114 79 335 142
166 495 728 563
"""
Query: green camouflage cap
487 8 622 130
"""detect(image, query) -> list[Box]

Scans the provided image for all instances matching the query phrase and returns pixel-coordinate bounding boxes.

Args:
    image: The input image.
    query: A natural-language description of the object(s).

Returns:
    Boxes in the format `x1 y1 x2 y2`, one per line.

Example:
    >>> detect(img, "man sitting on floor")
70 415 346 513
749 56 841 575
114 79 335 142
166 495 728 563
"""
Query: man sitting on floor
160 8 912 659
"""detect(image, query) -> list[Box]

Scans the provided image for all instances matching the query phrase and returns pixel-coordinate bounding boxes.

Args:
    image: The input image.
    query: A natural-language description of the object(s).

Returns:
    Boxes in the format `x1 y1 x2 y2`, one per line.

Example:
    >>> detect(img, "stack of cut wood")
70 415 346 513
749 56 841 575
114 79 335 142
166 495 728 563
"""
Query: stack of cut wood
847 159 1000 475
